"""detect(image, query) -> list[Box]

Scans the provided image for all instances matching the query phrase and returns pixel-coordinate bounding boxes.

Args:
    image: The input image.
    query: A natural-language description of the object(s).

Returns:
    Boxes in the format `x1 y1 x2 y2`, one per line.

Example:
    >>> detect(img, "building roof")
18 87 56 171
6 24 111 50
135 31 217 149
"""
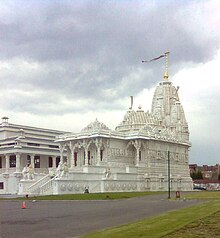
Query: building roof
81 118 110 132
56 76 190 146
115 106 160 132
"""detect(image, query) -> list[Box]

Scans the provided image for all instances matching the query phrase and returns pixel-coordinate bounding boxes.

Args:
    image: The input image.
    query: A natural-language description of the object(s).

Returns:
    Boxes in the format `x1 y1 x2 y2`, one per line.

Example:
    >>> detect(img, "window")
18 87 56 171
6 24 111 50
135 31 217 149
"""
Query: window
88 151 90 165
0 157 2 168
27 155 31 165
0 182 4 189
48 157 53 168
74 152 77 166
34 156 40 168
139 151 142 161
9 155 16 168
56 156 60 167
100 150 103 161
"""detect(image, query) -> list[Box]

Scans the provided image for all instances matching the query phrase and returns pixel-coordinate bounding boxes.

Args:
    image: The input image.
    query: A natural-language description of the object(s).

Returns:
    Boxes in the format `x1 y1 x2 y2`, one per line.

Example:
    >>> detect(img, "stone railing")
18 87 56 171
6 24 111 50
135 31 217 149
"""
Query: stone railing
39 175 59 195
27 174 50 194
0 168 16 174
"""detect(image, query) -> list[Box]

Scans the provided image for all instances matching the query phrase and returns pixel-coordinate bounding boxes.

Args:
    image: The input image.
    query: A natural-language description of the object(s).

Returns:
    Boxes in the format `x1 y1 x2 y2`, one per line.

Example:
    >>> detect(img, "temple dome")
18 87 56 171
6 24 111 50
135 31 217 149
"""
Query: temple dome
115 107 160 132
81 118 110 132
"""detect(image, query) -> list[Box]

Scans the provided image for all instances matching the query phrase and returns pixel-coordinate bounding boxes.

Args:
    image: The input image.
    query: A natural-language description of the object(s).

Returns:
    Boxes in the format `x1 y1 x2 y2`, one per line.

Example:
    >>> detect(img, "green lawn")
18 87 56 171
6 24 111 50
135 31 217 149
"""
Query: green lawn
184 190 220 200
164 209 220 238
0 191 164 200
81 191 220 238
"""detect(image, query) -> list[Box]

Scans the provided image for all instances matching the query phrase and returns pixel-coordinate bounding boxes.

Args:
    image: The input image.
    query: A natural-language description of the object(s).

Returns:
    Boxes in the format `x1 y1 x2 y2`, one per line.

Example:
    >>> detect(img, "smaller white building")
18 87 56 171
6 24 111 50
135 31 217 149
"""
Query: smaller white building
0 117 67 194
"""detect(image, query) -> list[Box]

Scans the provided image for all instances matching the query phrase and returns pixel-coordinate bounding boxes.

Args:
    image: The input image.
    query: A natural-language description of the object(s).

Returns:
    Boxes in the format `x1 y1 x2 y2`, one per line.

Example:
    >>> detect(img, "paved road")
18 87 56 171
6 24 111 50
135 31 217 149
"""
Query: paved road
0 193 200 238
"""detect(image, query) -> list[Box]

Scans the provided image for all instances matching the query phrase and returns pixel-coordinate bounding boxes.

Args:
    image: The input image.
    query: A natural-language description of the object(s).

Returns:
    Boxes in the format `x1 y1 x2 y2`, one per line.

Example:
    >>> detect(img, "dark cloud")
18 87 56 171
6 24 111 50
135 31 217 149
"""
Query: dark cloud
1 0 218 64
0 0 219 115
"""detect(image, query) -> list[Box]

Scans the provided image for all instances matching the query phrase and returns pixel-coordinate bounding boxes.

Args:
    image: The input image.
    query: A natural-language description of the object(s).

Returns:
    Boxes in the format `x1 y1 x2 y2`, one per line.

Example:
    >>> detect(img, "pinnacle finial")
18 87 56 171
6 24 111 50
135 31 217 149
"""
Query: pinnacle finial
164 51 170 80
129 96 133 110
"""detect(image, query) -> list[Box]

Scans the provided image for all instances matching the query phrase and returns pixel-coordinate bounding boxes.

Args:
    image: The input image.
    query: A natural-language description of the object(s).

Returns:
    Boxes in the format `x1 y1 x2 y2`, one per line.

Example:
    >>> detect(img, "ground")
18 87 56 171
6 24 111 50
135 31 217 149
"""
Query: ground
0 193 200 238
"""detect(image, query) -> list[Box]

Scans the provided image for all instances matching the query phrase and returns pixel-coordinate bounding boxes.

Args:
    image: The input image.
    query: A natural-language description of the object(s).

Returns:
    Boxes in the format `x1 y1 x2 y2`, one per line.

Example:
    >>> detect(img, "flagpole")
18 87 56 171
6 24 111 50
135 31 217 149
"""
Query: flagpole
142 51 170 81
164 51 169 80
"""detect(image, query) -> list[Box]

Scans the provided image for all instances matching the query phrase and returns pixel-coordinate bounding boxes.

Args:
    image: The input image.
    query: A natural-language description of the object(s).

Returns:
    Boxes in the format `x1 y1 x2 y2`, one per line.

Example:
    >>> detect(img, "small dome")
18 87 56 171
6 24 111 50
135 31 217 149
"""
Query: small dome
81 118 110 132
115 110 160 132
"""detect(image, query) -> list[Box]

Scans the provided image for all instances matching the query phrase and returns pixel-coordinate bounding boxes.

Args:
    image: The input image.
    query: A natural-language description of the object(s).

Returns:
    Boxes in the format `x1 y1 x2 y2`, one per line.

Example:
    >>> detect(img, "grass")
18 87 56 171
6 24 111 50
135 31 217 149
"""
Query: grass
81 191 220 238
184 190 220 200
0 191 164 200
164 210 220 238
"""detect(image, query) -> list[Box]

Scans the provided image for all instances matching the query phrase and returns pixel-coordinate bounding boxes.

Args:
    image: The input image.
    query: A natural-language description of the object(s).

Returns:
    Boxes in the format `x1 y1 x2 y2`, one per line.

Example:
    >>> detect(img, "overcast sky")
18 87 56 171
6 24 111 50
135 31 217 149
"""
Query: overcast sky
0 0 219 165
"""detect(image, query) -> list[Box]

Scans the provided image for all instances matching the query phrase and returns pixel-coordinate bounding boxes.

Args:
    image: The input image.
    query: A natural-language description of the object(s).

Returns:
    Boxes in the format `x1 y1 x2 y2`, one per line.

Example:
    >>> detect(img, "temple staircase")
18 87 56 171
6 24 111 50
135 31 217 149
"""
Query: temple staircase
27 174 58 195
39 175 58 195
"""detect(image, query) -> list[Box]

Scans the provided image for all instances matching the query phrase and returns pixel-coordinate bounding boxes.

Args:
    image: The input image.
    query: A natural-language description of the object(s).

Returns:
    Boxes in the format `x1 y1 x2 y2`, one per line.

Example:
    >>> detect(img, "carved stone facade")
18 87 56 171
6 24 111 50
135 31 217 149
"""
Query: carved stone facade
54 77 192 194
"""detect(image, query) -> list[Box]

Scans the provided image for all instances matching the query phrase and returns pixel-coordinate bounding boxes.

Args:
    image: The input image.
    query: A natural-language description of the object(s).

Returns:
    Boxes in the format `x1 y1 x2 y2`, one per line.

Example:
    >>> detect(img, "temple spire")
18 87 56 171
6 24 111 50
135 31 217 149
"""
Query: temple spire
163 51 170 80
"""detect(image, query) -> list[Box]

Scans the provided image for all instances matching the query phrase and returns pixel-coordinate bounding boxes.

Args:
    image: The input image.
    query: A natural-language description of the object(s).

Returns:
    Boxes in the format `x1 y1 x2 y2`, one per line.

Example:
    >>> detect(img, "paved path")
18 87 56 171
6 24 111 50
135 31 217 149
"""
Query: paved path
0 193 200 238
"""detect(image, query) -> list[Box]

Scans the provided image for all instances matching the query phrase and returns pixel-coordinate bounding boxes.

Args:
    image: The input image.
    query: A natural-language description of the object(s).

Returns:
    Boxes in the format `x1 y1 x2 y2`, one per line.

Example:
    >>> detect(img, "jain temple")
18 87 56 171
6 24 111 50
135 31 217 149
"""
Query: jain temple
0 56 193 195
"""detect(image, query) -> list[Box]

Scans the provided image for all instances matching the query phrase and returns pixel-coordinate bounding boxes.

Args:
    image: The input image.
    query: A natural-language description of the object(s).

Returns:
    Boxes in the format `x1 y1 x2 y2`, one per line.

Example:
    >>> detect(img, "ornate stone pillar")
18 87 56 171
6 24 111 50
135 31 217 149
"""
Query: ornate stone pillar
71 145 76 168
15 153 21 172
84 147 88 166
97 147 101 166
69 141 75 168
30 154 35 168
134 140 141 167
60 153 63 163
95 138 102 166
105 139 110 163
66 145 71 167
5 154 9 172
59 144 65 164
83 140 89 166
52 156 56 168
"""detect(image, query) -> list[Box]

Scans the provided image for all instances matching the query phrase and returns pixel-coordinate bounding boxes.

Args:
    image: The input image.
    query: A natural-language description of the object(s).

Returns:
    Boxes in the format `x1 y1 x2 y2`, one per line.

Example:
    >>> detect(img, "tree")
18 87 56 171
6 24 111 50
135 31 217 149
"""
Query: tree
190 170 203 180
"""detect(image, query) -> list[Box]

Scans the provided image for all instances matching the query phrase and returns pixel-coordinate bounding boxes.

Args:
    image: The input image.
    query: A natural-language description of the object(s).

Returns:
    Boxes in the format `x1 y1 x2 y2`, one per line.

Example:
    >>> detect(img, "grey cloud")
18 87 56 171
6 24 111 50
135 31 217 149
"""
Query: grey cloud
1 1 217 63
0 0 219 116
